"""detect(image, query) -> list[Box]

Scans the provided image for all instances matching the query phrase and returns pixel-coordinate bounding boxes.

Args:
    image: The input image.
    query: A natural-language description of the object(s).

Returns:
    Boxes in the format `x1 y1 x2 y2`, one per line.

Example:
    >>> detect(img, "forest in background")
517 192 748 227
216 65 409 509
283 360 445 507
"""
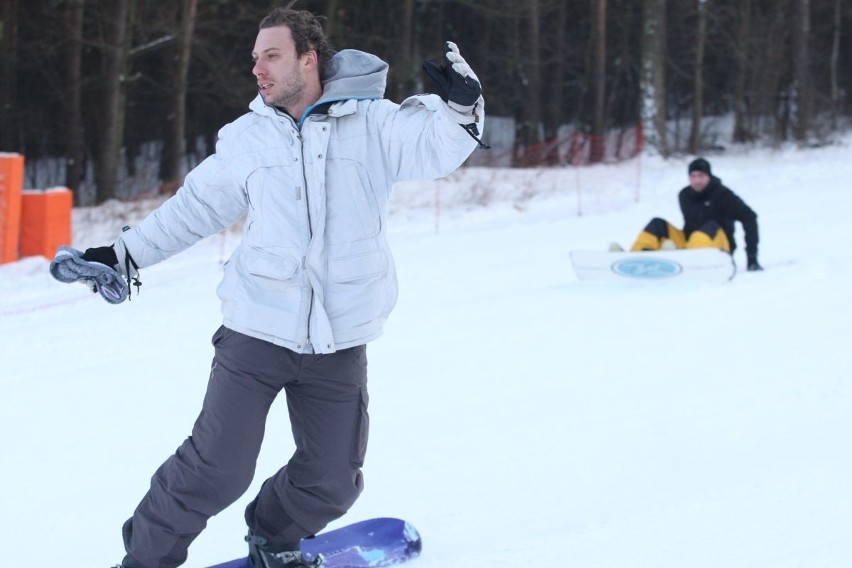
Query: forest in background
1 0 850 205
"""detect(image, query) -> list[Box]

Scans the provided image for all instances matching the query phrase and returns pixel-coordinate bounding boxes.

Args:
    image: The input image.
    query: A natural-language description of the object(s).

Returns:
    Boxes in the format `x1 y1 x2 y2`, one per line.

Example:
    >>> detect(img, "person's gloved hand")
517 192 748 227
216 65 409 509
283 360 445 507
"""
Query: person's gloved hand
747 256 763 271
82 245 119 269
50 245 129 304
422 41 482 115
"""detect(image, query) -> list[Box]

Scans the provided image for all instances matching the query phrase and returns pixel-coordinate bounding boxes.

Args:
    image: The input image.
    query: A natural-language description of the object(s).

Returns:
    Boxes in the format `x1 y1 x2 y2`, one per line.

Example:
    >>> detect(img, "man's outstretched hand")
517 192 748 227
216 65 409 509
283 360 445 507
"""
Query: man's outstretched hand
422 41 482 114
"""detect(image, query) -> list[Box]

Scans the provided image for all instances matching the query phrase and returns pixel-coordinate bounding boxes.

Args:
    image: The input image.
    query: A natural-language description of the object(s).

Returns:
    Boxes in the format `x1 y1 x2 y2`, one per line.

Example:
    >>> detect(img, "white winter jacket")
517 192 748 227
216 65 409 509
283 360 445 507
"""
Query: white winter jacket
118 49 483 353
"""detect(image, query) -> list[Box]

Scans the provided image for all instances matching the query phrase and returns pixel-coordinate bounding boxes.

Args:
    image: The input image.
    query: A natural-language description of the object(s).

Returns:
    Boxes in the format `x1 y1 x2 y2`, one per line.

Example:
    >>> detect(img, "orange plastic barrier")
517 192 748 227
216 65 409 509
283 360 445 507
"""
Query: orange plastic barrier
0 154 25 264
20 188 73 259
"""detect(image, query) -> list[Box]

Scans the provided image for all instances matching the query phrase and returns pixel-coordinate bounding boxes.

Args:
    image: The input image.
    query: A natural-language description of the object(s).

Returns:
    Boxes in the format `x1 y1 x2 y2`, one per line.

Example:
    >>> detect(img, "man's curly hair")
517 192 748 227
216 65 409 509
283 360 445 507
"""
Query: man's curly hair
259 3 336 75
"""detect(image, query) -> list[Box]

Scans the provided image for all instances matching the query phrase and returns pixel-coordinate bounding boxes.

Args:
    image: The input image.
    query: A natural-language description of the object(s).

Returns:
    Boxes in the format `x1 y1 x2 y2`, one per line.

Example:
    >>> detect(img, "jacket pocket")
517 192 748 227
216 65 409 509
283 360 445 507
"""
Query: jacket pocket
246 250 300 283
329 250 388 283
221 249 304 340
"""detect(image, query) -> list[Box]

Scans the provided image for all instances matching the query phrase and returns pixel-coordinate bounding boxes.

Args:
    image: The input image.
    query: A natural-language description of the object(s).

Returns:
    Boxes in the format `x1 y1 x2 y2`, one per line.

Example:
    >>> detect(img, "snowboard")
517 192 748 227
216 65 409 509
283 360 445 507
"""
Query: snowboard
205 518 421 568
570 248 736 283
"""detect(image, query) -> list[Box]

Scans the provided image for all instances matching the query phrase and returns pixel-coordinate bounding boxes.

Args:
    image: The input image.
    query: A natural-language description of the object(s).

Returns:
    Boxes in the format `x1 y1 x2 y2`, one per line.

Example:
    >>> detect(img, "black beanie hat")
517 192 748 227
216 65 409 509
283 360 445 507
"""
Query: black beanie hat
688 158 712 176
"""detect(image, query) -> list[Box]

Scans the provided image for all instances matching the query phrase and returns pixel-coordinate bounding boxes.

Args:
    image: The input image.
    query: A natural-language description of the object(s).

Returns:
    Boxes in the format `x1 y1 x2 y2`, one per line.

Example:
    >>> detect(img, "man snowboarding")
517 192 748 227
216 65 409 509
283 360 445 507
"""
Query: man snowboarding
62 5 484 568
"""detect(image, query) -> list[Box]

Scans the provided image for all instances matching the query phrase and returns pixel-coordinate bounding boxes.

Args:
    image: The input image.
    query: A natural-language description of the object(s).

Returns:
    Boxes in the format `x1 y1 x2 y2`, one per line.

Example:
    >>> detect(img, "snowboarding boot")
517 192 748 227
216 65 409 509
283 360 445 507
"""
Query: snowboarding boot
246 532 324 568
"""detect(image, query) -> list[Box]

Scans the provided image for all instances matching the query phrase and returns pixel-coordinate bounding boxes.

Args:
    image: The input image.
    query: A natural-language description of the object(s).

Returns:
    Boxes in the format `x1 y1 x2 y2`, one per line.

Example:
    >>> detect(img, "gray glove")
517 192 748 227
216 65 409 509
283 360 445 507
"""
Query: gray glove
50 245 129 304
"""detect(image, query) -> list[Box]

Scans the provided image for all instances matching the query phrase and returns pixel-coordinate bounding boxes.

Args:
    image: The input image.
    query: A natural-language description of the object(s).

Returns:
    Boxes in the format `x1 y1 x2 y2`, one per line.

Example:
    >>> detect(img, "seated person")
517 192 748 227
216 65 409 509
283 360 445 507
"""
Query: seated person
629 158 763 271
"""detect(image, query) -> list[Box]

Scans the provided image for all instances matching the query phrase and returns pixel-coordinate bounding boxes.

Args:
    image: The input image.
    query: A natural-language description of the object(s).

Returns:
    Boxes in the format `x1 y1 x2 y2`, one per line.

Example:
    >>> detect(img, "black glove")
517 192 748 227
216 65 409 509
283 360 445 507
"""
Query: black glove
747 256 763 271
82 245 119 269
422 41 482 110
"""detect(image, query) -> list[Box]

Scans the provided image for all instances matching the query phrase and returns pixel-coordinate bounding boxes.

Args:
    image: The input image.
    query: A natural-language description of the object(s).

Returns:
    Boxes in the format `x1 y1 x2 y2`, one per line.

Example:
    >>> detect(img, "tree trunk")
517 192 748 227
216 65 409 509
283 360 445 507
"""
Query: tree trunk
641 0 668 156
0 0 19 151
390 0 415 102
324 0 340 43
160 0 198 186
95 0 132 203
591 0 607 162
64 0 86 200
732 0 752 143
829 0 840 129
689 0 707 154
750 6 787 143
522 0 542 147
510 0 542 165
792 0 811 142
544 0 568 143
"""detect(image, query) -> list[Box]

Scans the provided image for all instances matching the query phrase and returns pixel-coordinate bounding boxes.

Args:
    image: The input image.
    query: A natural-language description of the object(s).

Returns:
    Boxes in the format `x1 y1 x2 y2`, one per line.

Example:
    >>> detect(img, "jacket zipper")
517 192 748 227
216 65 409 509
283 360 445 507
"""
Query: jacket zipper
297 126 314 352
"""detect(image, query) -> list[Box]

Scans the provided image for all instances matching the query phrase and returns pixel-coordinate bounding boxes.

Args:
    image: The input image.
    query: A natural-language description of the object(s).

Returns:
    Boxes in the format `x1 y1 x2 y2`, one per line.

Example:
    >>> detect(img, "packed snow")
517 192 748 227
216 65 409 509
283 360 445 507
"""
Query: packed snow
2 137 851 568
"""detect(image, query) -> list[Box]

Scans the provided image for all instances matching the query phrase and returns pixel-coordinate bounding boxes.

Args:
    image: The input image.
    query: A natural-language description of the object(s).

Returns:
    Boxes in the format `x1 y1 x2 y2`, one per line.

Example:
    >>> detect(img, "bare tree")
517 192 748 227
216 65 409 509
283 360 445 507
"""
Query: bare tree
63 0 86 199
641 0 668 156
394 0 415 100
590 0 607 162
736 5 788 143
732 0 753 143
792 0 811 142
829 0 841 128
0 0 19 151
94 0 134 202
689 0 708 154
160 0 198 186
523 0 542 147
324 0 340 41
543 0 568 142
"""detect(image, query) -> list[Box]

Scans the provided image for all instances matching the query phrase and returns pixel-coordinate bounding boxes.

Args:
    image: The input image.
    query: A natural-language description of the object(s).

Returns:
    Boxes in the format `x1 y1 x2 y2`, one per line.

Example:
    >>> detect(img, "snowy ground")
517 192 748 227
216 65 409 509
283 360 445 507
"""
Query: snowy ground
2 138 851 568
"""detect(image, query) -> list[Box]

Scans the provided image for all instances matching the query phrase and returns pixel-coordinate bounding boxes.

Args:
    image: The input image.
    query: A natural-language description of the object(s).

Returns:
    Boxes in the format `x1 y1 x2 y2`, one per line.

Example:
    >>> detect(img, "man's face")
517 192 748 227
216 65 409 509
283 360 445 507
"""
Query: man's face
251 26 311 109
689 171 711 192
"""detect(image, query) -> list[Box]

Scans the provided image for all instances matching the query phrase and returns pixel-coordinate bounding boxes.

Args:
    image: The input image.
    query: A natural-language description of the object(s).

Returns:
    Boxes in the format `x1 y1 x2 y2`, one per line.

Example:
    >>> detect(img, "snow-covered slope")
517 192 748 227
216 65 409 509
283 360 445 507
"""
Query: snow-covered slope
2 139 851 568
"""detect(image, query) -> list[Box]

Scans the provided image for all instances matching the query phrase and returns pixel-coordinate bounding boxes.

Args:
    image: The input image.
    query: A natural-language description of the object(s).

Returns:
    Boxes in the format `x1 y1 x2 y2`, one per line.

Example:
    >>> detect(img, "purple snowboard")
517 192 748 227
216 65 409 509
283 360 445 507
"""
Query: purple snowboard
206 518 421 568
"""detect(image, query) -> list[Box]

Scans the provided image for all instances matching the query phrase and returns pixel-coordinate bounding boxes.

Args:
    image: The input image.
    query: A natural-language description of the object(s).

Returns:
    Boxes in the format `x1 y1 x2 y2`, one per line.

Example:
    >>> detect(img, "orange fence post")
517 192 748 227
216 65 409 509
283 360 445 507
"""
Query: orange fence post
20 187 74 259
0 154 25 264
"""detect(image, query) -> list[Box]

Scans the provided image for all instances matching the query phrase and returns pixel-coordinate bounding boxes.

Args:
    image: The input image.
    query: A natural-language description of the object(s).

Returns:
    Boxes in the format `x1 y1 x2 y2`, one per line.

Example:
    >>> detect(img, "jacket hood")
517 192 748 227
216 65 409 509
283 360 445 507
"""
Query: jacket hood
319 49 387 103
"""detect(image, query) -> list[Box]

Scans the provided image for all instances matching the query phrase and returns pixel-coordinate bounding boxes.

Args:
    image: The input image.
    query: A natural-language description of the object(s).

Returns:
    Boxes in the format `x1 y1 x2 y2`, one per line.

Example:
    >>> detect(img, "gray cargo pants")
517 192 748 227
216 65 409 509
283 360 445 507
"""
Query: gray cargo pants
121 326 369 568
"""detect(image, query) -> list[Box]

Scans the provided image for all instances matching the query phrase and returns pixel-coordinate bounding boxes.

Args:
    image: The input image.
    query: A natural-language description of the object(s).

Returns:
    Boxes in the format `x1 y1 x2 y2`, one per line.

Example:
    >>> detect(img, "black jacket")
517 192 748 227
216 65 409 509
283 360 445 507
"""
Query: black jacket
678 176 759 259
